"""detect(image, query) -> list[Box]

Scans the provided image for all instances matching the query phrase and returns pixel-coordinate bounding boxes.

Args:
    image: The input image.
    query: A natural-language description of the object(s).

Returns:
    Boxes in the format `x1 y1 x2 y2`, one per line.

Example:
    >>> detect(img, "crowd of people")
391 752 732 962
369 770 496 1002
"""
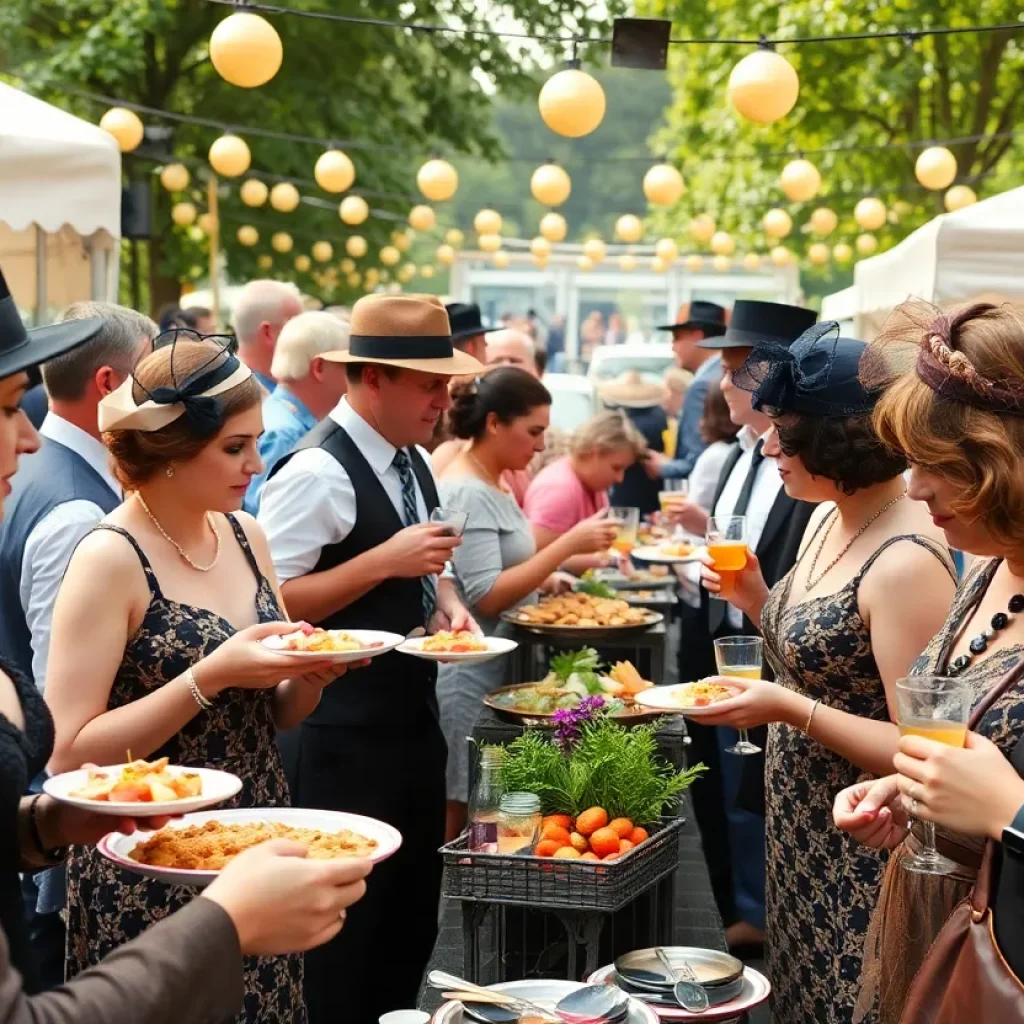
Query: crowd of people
1 267 1024 1024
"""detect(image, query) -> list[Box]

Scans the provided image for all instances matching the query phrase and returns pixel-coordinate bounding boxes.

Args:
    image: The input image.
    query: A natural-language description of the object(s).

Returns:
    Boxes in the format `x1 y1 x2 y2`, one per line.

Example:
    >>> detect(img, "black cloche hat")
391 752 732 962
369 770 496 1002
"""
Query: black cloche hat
697 299 817 350
657 300 728 333
0 265 105 377
445 301 501 341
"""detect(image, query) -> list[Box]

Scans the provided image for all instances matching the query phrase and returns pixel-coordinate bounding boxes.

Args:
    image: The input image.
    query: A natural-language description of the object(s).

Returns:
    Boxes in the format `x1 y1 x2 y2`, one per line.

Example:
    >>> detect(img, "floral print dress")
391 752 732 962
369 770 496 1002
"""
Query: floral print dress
65 516 303 1024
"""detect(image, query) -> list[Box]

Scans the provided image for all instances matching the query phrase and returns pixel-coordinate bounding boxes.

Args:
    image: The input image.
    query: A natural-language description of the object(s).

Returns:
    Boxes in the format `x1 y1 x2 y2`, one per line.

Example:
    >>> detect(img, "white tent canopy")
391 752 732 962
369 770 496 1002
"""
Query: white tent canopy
0 83 121 320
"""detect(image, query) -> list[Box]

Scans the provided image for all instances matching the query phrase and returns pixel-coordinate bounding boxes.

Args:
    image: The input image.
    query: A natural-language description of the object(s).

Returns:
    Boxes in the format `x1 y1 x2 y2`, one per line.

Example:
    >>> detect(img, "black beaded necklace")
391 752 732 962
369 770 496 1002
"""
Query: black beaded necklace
948 592 1024 677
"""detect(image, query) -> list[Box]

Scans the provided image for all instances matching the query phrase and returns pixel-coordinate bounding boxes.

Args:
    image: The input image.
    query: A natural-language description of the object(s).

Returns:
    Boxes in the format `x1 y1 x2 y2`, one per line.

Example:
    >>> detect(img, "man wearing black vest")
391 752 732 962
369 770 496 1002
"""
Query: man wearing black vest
259 294 482 1024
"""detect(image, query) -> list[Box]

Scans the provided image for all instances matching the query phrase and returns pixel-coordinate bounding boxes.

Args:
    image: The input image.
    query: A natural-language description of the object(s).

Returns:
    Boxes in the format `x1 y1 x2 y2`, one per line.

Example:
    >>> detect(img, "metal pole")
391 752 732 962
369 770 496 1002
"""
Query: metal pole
34 226 48 326
207 174 220 328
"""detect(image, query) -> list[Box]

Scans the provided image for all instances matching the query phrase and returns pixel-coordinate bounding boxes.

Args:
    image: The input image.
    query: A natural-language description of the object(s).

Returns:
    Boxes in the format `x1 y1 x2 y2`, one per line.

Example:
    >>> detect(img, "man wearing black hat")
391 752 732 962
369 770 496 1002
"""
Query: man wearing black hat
445 301 499 365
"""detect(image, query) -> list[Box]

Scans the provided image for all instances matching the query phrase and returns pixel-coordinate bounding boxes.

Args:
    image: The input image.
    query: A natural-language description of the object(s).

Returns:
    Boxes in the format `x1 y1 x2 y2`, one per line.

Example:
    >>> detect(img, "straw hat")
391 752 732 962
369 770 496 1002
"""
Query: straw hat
322 293 483 375
598 369 668 408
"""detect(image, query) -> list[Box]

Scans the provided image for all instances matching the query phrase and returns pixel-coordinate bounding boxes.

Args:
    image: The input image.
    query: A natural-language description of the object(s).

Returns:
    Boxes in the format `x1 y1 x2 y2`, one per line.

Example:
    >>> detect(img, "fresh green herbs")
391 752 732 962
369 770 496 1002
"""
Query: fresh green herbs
550 647 605 696
575 578 618 599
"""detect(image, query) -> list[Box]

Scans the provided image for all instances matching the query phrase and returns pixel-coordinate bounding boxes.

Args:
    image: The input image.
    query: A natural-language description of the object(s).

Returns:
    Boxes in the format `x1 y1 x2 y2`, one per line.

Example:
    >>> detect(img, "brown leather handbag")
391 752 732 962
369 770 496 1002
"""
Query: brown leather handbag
900 658 1024 1023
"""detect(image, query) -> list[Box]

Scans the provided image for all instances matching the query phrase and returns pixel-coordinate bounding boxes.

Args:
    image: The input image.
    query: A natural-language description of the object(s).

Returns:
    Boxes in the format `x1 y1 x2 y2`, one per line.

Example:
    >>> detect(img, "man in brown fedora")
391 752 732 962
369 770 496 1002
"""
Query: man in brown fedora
259 294 483 1024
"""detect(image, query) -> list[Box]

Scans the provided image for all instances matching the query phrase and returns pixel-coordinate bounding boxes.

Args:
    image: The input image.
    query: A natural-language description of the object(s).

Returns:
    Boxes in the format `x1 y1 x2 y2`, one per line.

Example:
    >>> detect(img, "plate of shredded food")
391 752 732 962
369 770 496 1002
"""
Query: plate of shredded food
633 680 739 714
261 625 405 663
44 757 242 816
504 592 663 634
398 630 517 664
630 541 701 564
98 807 402 886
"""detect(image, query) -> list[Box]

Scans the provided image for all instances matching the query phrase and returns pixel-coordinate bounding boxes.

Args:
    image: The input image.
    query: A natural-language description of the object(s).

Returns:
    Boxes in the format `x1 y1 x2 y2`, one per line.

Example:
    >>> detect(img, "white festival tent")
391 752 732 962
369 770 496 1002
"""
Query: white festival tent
0 82 121 323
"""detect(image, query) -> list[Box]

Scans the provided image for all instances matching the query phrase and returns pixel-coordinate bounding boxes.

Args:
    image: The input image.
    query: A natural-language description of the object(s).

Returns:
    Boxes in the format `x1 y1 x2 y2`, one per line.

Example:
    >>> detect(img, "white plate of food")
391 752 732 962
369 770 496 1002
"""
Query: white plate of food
261 626 405 663
398 631 518 664
633 680 739 715
97 806 402 887
43 758 242 817
631 542 703 564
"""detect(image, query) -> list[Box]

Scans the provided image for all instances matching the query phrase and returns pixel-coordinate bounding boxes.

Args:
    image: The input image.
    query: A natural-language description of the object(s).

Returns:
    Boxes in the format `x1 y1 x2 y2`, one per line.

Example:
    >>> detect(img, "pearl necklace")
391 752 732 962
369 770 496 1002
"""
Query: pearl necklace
136 493 221 572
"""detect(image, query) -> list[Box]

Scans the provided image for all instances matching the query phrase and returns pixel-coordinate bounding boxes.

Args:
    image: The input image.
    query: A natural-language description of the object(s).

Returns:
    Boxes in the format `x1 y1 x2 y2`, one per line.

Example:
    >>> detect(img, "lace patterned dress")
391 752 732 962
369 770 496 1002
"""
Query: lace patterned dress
65 516 303 1024
760 533 954 1024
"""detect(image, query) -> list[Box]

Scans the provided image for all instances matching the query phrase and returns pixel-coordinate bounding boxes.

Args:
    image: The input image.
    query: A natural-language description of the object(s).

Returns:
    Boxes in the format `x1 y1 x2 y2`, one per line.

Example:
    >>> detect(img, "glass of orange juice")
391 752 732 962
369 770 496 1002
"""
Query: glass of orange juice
714 636 764 755
895 675 974 876
705 515 749 598
609 506 640 556
659 479 689 517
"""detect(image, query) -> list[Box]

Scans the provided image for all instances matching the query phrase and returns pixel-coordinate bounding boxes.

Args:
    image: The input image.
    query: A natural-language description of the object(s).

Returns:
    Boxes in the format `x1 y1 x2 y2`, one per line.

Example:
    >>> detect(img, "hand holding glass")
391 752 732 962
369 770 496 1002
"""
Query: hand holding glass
706 515 749 598
714 635 764 755
609 506 640 555
430 508 468 538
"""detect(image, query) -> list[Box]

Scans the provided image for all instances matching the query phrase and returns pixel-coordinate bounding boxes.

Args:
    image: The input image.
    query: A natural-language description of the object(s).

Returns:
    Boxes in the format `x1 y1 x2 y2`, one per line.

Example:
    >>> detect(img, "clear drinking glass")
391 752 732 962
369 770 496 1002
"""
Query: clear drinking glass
714 635 764 756
429 507 468 537
895 676 974 875
705 515 749 600
608 506 640 555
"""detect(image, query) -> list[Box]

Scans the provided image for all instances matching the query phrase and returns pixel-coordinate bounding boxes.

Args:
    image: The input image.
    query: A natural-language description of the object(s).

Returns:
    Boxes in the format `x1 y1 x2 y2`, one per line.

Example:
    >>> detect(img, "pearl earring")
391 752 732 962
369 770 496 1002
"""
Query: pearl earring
166 464 174 478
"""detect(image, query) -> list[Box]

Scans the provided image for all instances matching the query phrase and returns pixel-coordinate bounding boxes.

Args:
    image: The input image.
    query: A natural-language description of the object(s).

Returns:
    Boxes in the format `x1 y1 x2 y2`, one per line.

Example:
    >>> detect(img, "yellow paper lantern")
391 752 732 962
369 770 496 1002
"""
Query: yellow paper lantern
392 230 413 252
540 212 567 243
171 202 197 227
380 245 401 266
270 182 301 213
770 245 793 266
365 268 380 284
294 255 311 272
478 233 502 254
532 253 549 269
339 196 370 226
347 272 362 288
583 238 607 263
651 256 669 273
643 164 686 207
314 150 356 193
530 237 552 259
209 134 251 177
399 263 417 283
159 163 190 192
271 231 293 254
492 252 510 270
197 212 218 235
417 158 459 202
854 197 887 231
538 67 606 138
689 214 716 244
340 258 356 273
832 242 853 264
240 179 268 207
742 253 762 271
615 214 643 244
258 254 273 270
530 164 572 206
808 242 830 266
893 200 914 219
915 146 958 191
728 49 800 124
408 205 436 231
420 265 436 279
712 255 732 272
209 12 283 88
762 208 793 239
809 207 838 237
312 241 334 263
474 209 503 235
944 185 978 212
445 228 465 248
436 244 456 266
856 233 878 256
99 107 144 152
655 238 679 263
346 236 368 258
711 231 735 256
236 225 259 246
577 255 594 272
780 158 821 202
619 253 637 272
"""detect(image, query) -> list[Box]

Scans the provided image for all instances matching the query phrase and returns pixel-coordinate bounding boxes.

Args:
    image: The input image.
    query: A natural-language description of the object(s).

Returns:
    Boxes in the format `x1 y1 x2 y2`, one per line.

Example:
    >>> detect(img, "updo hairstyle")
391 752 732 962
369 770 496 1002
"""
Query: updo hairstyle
448 366 551 441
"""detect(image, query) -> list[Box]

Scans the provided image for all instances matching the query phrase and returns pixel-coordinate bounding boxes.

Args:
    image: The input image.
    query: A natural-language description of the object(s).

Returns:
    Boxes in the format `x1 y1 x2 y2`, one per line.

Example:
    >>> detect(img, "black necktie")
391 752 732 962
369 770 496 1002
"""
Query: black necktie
732 439 765 517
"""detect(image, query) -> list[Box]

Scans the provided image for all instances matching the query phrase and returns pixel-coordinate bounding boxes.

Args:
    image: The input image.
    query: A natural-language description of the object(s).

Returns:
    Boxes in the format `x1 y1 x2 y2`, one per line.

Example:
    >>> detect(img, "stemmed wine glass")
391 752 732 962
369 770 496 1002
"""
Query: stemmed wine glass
714 635 764 755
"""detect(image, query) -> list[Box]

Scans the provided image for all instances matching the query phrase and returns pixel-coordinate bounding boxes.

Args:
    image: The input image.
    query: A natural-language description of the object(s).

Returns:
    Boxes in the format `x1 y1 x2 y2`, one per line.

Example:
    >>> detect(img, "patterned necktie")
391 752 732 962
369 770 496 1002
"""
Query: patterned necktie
392 448 436 623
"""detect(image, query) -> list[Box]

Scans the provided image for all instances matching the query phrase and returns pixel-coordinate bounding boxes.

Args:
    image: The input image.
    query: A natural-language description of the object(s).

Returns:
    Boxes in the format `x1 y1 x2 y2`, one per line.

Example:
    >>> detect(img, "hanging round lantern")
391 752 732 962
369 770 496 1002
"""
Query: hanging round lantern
270 182 300 213
408 205 436 231
577 255 594 272
240 178 268 207
474 209 502 235
478 233 502 254
643 164 686 207
209 12 283 88
539 212 567 243
711 231 735 256
392 230 413 252
808 242 830 266
197 212 218 235
651 256 669 273
314 150 356 193
727 48 800 124
340 258 355 273
762 208 793 239
271 231 293 254
258 254 273 270
856 233 878 256
346 235 368 258
380 246 401 266
619 253 637 272
365 268 380 283
530 237 552 259
532 253 549 269
99 107 144 152
712 255 732 272
944 185 978 212
339 196 369 225
159 163 190 192
209 134 251 177
780 158 821 202
312 241 333 263
347 272 362 288
615 214 643 244
809 207 838 236
538 67 606 138
655 237 679 263
893 200 915 219
294 255 311 273
770 245 793 266
420 265 436 279
530 164 571 206
417 158 459 201
446 228 464 248
915 146 958 191
171 202 197 227
583 238 607 263
492 252 510 270
689 214 716 244
742 253 762 271
832 242 853 264
684 254 704 273
399 263 417 283
854 197 887 231
436 244 456 266
236 225 259 246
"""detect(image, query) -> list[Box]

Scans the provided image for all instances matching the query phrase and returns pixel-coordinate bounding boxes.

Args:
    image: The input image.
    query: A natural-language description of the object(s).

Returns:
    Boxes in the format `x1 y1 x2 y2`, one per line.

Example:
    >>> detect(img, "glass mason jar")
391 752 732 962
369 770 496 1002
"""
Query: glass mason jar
497 792 542 854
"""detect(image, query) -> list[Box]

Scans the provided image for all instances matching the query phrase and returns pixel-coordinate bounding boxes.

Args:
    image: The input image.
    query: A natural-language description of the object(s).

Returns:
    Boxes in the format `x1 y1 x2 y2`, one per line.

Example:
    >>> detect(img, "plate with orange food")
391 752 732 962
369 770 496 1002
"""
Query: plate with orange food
633 680 740 715
630 540 702 564
261 625 405 663
43 757 242 816
398 630 518 665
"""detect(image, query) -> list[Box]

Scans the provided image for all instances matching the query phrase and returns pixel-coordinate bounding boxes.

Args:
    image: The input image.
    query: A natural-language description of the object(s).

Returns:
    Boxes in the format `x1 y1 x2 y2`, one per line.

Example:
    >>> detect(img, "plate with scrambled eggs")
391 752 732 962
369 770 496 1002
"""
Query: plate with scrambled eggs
261 626 405 663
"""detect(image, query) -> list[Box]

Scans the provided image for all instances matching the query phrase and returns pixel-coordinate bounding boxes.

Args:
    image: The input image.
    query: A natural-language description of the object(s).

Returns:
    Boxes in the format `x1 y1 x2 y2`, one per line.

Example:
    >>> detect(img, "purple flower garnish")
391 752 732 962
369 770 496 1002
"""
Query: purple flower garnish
553 696 606 750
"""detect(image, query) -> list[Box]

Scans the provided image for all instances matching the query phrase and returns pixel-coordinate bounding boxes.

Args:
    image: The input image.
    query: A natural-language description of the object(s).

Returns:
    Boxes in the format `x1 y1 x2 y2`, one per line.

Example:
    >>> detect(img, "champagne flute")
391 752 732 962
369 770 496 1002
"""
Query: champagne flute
895 675 974 876
714 635 764 755
608 506 640 556
705 515 749 599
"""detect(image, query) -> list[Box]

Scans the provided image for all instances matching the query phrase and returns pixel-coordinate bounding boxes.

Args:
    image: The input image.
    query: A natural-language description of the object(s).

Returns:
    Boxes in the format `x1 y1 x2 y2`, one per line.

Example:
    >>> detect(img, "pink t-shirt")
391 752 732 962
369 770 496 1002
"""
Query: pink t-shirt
523 456 608 534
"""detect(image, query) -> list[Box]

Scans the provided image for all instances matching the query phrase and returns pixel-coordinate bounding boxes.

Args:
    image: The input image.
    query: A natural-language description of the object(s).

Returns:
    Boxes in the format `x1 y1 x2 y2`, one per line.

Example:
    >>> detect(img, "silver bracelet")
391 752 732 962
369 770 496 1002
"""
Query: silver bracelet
187 665 214 710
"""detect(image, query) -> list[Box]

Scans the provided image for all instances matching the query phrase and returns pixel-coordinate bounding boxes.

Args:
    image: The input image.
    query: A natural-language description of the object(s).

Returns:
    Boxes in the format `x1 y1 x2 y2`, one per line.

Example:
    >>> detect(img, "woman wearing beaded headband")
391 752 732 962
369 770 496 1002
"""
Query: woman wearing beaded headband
44 334 353 1023
695 321 956 1024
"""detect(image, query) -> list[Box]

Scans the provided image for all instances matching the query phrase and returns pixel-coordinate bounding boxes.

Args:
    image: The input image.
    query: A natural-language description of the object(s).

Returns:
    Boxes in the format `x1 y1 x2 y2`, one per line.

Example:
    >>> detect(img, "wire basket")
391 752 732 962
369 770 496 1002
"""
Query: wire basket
441 816 683 913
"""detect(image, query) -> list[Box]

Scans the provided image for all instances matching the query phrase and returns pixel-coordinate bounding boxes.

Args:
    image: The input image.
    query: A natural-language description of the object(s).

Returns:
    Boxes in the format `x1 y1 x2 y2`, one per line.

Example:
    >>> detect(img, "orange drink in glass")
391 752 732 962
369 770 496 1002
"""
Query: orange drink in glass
609 506 640 555
705 515 749 598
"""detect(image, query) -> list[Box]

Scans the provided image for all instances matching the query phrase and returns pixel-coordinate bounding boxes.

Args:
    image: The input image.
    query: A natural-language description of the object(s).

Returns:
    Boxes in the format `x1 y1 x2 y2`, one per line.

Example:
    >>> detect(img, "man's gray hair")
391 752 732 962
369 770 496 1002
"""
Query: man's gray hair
232 280 301 345
271 311 350 381
41 302 158 401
